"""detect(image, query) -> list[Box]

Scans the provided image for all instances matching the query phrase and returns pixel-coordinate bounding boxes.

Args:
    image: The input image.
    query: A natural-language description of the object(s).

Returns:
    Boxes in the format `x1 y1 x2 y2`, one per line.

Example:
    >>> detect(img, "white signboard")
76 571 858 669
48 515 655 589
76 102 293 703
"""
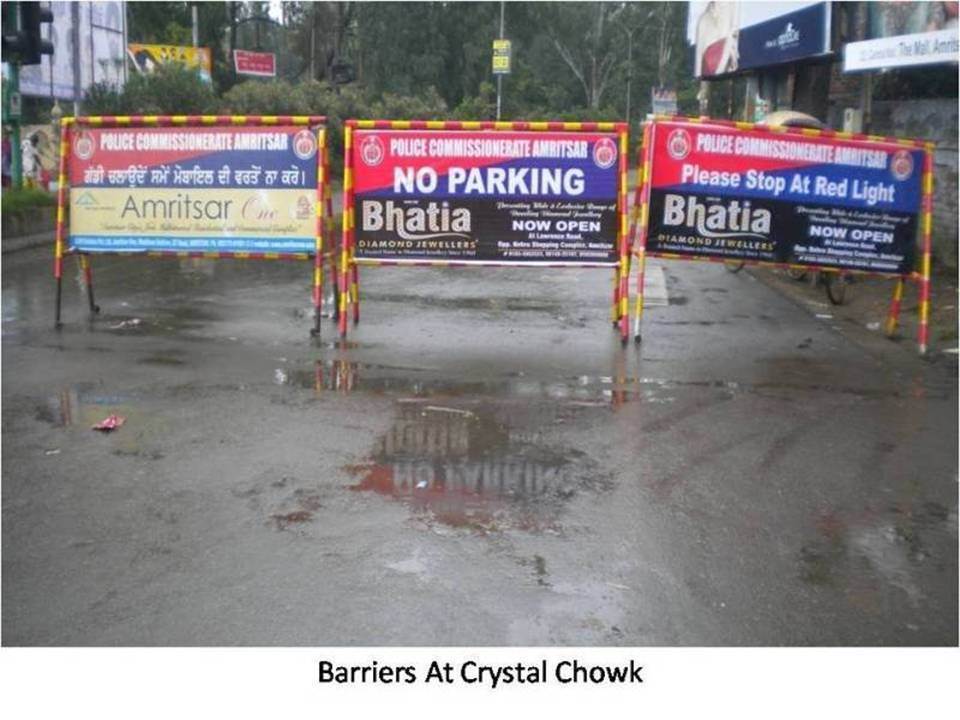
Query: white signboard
14 1 126 101
844 28 959 71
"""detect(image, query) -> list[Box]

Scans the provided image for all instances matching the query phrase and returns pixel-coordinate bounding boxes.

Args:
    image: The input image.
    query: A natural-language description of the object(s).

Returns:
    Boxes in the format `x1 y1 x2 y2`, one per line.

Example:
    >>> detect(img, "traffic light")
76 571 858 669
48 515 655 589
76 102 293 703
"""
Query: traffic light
1 2 54 66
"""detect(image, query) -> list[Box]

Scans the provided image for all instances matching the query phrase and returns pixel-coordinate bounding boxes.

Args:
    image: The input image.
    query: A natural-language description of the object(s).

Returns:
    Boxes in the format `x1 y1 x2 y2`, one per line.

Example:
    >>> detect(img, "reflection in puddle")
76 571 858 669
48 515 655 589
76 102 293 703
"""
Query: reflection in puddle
286 357 926 403
346 401 611 533
291 360 635 406
36 385 133 427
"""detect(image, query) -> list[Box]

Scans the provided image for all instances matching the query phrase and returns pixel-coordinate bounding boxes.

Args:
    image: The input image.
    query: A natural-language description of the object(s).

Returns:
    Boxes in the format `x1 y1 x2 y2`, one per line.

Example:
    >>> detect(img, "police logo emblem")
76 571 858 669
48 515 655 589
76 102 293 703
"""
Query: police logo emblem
293 129 317 160
74 131 95 161
890 150 914 181
360 135 385 167
667 128 691 161
593 137 618 169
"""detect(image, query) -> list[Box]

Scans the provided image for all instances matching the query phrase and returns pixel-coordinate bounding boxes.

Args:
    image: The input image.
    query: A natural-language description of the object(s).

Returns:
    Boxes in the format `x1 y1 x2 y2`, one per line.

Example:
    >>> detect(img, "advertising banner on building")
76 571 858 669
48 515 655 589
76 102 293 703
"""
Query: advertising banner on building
233 49 277 77
128 43 212 82
643 118 925 275
687 1 830 78
351 128 621 264
67 124 322 255
844 1 959 71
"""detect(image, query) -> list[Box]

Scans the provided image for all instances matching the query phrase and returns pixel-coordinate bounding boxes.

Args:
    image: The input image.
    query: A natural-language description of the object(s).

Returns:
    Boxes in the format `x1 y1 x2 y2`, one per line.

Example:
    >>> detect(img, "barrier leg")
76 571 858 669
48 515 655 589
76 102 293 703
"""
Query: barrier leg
351 262 360 326
330 252 340 322
54 273 63 329
79 254 100 315
53 119 68 330
311 252 323 337
884 277 904 338
917 149 934 356
611 267 620 327
338 258 349 338
618 259 630 345
918 266 931 357
633 248 648 344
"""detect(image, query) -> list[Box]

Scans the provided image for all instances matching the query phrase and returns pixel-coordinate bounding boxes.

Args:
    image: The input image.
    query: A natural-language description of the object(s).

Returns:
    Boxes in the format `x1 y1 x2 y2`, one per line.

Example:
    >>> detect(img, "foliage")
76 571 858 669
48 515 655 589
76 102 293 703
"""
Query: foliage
98 2 702 122
221 78 448 168
1 187 56 216
127 1 233 89
83 64 219 115
80 2 705 166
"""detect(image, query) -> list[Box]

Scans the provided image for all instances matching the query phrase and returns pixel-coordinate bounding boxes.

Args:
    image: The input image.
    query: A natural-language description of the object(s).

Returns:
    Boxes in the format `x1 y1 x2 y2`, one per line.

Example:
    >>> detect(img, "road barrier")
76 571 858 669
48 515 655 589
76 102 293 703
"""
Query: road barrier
630 115 936 354
337 119 634 342
54 115 335 335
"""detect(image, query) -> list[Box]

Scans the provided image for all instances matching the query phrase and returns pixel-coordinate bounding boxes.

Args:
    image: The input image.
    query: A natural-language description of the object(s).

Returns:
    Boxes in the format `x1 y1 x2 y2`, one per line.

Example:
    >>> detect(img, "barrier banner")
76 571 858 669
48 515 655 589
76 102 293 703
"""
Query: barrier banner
352 128 621 264
645 118 925 275
55 116 334 337
68 123 322 255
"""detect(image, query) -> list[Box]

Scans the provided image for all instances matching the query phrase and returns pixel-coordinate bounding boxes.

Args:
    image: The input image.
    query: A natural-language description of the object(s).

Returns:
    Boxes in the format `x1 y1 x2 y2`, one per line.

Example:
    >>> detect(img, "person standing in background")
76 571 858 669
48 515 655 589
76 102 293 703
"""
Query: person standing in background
1 128 11 188
20 133 40 188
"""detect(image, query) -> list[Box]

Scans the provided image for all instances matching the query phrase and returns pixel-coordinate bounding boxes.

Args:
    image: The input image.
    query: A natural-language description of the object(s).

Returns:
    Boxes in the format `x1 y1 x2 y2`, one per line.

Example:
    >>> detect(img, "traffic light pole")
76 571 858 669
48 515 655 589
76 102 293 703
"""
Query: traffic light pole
9 63 22 189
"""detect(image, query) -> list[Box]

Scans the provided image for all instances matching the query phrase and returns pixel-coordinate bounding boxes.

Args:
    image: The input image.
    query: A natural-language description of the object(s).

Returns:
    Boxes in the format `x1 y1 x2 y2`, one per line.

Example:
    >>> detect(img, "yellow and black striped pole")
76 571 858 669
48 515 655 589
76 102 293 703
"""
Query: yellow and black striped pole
633 121 653 343
917 145 935 356
339 124 354 338
53 117 71 328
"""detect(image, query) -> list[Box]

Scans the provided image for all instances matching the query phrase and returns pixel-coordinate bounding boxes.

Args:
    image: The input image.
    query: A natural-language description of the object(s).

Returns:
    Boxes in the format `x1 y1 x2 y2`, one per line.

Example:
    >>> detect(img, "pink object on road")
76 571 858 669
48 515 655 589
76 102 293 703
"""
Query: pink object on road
92 415 125 432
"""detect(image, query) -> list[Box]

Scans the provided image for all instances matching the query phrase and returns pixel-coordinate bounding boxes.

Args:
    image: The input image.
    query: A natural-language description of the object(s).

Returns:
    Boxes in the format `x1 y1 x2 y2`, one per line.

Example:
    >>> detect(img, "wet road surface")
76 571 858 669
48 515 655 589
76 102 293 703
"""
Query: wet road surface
2 246 957 645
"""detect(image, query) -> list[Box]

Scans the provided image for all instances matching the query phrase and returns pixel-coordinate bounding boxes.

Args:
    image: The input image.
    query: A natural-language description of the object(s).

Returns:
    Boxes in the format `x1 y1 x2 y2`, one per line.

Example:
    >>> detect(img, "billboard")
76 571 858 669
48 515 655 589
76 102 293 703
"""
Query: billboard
128 43 213 82
67 123 322 255
687 1 831 77
351 128 621 264
844 2 959 71
233 50 277 77
15 1 126 101
642 118 925 275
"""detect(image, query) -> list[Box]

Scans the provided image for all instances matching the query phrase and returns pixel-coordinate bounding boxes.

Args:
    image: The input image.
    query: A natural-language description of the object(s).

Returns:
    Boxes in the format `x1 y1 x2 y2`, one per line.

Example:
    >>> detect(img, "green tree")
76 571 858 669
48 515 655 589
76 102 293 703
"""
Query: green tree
536 2 626 110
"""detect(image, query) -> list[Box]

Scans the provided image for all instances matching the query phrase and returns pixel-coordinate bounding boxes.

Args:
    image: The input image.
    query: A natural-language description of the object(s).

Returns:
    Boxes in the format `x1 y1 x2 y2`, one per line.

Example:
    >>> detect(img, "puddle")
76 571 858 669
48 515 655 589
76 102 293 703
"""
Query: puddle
345 401 613 533
138 353 187 366
364 293 560 313
286 361 637 405
36 385 134 427
798 504 953 605
283 359 922 403
99 305 221 337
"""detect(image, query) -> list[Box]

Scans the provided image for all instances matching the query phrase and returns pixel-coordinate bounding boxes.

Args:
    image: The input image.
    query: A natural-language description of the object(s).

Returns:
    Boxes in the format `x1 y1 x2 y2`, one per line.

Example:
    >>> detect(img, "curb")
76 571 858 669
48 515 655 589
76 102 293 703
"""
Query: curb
1 231 54 255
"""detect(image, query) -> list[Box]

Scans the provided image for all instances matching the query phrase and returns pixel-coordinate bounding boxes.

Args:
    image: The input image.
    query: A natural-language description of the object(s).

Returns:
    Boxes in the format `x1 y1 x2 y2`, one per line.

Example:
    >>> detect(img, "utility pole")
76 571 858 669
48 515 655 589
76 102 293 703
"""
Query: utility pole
3 2 23 188
191 3 199 48
310 3 317 80
496 1 504 121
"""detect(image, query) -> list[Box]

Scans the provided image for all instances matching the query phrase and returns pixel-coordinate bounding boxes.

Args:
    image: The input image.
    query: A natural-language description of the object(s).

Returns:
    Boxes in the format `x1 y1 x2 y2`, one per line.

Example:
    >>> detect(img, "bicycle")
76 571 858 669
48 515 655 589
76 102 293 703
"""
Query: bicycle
784 267 854 305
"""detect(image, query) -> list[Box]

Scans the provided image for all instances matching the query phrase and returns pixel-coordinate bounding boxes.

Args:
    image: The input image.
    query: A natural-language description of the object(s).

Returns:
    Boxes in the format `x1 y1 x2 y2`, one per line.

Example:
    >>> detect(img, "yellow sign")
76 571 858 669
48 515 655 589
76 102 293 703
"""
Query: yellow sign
127 43 213 82
492 39 511 75
69 188 316 254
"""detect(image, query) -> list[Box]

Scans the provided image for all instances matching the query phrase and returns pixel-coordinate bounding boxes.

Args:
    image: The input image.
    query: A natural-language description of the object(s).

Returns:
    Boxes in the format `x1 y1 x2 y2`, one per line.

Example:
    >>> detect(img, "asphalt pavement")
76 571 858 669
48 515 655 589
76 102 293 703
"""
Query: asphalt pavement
2 245 957 645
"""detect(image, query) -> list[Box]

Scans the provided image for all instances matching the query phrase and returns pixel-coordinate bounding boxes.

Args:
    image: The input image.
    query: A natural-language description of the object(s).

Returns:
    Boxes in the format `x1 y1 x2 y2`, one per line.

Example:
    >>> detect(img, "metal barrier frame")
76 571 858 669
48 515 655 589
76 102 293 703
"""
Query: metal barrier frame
53 115 335 335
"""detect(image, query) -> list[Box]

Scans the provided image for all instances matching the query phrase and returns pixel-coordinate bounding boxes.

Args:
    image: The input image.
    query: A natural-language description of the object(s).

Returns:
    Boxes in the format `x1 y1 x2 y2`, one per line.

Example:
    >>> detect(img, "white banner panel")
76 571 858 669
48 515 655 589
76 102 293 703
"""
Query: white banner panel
844 28 959 71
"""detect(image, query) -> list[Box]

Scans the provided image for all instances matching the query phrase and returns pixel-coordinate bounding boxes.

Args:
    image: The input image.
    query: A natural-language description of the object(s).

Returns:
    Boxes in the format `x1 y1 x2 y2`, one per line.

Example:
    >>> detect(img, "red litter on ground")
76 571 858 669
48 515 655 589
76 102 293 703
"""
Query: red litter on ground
92 415 125 432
